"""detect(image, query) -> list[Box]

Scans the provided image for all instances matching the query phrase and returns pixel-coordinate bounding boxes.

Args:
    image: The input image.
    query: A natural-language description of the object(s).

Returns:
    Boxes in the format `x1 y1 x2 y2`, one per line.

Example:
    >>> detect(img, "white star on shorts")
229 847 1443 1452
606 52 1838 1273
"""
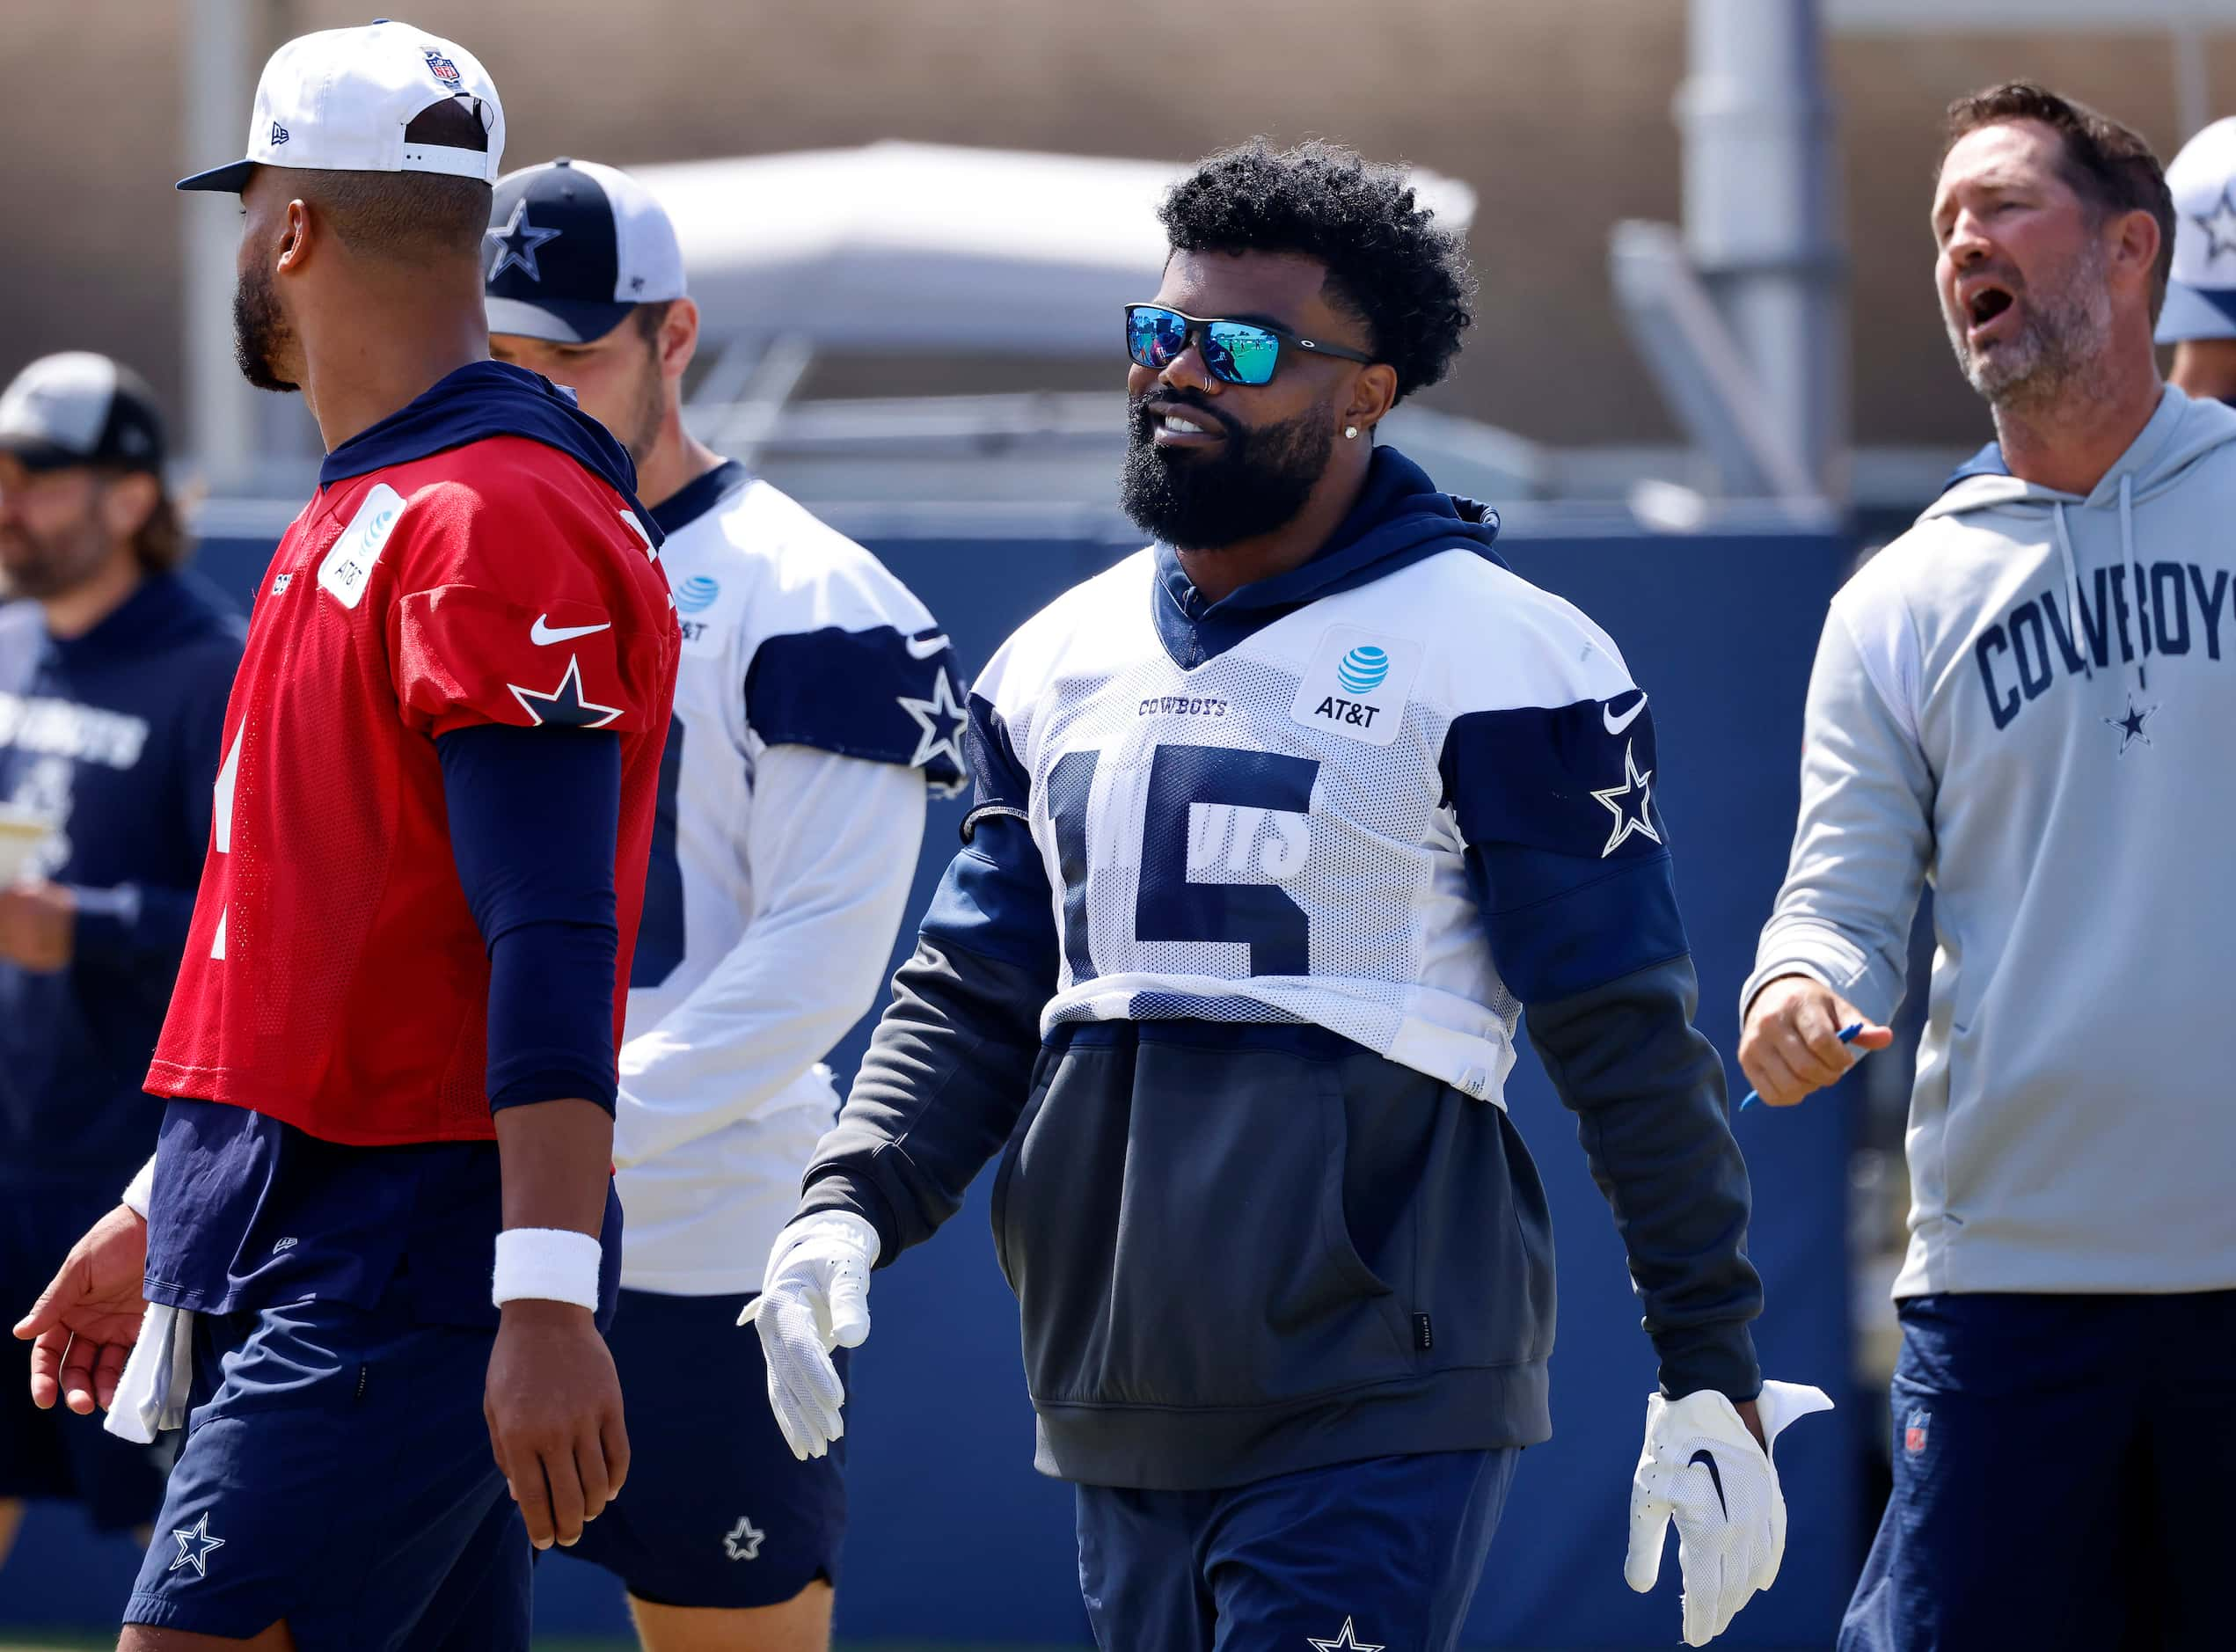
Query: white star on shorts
722 1516 765 1561
1307 1618 1385 1652
168 1511 226 1576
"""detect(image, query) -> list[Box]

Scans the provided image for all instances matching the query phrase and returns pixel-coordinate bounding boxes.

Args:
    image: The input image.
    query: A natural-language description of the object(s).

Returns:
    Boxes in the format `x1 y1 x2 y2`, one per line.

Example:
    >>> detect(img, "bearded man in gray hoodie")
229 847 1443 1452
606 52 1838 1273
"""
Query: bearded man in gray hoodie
1741 82 2236 1651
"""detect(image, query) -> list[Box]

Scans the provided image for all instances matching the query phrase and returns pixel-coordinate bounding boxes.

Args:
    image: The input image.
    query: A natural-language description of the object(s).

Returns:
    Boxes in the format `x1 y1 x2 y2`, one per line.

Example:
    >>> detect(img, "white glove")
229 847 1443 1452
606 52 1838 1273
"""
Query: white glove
1624 1378 1834 1646
739 1212 880 1461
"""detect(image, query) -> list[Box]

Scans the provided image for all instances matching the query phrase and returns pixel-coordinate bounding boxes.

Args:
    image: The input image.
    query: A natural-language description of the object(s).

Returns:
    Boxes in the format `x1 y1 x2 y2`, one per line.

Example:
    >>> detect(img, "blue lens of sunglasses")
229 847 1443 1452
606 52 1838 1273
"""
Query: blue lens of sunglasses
1128 307 1191 369
1127 307 1283 386
1203 321 1280 385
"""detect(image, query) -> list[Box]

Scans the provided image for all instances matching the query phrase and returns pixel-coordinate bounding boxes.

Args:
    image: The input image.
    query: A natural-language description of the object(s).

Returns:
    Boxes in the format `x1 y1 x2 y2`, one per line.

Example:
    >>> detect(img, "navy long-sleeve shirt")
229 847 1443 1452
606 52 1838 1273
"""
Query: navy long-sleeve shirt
0 573 244 1183
143 723 625 1327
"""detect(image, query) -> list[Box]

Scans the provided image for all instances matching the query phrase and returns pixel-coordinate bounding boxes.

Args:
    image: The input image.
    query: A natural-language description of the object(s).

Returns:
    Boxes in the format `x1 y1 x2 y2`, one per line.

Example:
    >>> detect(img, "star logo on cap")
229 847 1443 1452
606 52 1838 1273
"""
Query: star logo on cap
487 199 562 283
2194 185 2236 263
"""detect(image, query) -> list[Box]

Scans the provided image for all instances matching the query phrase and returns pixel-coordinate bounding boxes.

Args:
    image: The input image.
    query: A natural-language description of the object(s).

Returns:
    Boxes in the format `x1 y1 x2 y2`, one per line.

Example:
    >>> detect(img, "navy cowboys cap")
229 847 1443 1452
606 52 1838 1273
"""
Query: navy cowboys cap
485 158 688 344
0 353 166 475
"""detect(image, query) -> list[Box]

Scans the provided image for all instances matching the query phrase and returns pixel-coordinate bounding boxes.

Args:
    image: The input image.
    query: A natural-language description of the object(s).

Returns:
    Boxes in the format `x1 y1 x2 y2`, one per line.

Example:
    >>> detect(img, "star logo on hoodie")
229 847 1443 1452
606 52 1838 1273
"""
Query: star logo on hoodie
1591 739 1662 857
2102 691 2159 756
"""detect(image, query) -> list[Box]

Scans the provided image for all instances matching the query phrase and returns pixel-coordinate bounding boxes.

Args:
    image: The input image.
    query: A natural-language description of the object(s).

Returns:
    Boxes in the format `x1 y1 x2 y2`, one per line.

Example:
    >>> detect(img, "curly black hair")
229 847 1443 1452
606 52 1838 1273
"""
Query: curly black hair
1158 140 1476 403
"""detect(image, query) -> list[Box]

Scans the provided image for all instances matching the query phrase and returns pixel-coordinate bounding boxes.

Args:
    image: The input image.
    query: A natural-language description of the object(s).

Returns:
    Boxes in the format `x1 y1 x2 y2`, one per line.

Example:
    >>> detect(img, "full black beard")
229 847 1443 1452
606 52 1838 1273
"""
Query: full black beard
1118 391 1334 552
232 262 300 393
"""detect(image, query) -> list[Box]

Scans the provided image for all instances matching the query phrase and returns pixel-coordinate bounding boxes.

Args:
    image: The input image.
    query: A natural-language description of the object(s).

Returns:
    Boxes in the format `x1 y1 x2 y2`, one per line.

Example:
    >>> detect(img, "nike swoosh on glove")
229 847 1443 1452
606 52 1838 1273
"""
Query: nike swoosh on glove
1624 1378 1835 1646
739 1212 880 1461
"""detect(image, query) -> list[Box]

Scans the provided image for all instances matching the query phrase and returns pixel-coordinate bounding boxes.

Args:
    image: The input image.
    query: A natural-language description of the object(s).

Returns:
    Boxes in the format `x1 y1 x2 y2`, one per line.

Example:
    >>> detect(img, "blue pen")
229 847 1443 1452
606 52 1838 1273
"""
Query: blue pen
1740 1021 1865 1110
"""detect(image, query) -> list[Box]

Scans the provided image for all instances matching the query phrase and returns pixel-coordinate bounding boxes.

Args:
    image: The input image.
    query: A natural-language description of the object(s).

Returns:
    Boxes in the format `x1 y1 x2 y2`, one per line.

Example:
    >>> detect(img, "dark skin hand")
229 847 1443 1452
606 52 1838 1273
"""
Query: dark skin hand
486 1097 630 1552
1736 1399 1766 1451
1131 248 1400 604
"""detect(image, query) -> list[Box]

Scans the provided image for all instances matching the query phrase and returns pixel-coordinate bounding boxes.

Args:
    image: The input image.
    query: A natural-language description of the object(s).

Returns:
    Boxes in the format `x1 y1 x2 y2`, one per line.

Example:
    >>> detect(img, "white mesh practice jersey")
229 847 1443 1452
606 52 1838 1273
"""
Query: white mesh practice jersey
614 464 962 1292
965 542 1652 1108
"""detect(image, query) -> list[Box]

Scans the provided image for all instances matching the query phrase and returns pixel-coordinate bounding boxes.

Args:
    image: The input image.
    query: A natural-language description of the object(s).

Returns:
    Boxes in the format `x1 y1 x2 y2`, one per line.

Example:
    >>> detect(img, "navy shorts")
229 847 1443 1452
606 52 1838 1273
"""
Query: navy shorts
123 1291 526 1649
1075 1449 1518 1652
0 1174 170 1532
555 1287 847 1609
1842 1291 2236 1652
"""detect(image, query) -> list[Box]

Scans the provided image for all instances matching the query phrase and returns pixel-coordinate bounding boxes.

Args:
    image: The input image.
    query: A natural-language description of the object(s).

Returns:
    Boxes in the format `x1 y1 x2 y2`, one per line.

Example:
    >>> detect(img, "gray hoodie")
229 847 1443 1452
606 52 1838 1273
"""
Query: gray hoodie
1747 385 2236 1297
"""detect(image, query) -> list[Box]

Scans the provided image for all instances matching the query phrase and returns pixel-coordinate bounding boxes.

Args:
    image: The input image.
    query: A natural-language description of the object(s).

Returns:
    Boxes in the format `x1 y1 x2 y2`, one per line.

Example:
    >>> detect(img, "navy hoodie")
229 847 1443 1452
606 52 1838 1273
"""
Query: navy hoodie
1146 446 1505 667
0 572 245 1181
797 444 1762 1488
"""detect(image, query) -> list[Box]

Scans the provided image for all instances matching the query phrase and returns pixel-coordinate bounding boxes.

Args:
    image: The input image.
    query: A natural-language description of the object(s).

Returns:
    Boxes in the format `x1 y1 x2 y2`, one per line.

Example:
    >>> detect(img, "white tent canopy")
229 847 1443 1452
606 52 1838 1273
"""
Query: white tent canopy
632 141 1479 355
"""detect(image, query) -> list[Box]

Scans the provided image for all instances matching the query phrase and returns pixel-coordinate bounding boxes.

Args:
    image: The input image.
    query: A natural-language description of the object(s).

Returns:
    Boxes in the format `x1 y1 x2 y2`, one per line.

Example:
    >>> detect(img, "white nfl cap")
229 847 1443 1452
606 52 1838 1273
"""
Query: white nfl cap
177 18 504 194
2159 116 2236 344
484 159 687 344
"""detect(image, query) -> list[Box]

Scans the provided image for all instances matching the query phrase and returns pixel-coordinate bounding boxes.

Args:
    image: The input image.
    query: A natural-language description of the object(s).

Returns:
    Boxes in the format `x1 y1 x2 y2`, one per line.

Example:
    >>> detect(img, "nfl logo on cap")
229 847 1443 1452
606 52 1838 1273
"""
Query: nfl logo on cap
175 18 505 195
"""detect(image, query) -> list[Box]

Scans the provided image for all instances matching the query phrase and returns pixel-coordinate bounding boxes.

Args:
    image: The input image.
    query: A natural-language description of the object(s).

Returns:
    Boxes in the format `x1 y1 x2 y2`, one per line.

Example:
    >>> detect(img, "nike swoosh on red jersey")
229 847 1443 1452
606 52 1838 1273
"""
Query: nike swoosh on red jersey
530 616 612 646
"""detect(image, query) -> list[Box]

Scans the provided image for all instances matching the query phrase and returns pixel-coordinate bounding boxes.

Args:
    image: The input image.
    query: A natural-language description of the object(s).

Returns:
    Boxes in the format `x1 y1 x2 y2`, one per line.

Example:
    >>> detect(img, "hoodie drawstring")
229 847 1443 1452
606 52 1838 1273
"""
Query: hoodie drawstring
2118 474 2141 691
2052 501 2091 681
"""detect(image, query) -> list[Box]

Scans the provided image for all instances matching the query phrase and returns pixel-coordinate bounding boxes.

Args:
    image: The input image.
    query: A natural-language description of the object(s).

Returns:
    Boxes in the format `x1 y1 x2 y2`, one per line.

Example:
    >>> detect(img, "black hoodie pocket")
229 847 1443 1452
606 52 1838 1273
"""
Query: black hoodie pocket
995 1035 1412 1412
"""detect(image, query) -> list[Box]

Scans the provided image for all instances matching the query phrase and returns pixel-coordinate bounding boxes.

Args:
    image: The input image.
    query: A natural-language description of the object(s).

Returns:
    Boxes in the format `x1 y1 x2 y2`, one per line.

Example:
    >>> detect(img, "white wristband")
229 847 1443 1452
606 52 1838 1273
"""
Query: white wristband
491 1227 603 1311
121 1154 157 1220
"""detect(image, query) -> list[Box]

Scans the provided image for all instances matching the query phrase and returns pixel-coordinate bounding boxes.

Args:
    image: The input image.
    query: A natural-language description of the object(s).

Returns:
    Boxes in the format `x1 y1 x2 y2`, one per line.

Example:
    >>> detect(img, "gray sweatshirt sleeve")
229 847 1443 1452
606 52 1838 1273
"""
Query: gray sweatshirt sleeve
1743 575 1937 1025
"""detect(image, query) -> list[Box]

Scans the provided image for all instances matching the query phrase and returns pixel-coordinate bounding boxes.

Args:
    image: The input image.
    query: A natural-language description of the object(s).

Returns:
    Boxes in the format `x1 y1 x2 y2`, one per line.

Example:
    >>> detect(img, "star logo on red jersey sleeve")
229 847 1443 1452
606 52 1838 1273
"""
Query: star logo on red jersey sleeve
507 654 624 729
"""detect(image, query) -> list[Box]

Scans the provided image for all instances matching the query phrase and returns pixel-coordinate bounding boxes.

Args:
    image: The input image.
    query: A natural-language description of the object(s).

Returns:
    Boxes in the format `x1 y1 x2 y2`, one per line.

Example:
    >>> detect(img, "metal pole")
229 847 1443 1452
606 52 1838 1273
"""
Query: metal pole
180 0 262 493
2171 20 2210 147
1676 0 1848 502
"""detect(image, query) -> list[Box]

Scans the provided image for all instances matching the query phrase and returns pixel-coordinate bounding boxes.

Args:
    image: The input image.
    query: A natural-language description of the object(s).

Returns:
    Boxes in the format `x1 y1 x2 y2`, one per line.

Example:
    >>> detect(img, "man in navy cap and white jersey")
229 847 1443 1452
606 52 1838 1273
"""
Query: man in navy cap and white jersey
2160 116 2236 404
0 352 243 1575
485 158 965 1652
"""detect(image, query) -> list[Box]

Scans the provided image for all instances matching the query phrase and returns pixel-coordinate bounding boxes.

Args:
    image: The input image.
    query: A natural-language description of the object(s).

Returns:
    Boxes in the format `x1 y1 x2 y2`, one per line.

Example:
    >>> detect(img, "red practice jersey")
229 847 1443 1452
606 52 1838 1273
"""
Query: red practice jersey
149 432 679 1145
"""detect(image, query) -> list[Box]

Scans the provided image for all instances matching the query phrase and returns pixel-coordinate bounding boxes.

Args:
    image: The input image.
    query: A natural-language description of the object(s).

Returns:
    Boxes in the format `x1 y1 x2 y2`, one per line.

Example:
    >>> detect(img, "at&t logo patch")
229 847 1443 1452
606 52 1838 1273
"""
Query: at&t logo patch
1335 645 1389 695
1290 626 1420 748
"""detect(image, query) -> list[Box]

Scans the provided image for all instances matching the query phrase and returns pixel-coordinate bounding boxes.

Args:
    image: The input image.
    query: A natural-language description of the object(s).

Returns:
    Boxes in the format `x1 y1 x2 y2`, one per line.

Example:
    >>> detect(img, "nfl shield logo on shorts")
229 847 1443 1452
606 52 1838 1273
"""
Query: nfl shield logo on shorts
1904 1407 1930 1457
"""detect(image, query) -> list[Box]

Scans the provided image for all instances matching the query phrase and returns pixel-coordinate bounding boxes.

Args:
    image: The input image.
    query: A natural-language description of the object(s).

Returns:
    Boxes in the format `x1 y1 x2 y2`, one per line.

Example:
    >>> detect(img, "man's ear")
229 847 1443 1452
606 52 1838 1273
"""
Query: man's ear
658 297 702 384
1345 362 1400 435
275 197 314 275
98 472 161 544
2113 206 2162 296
